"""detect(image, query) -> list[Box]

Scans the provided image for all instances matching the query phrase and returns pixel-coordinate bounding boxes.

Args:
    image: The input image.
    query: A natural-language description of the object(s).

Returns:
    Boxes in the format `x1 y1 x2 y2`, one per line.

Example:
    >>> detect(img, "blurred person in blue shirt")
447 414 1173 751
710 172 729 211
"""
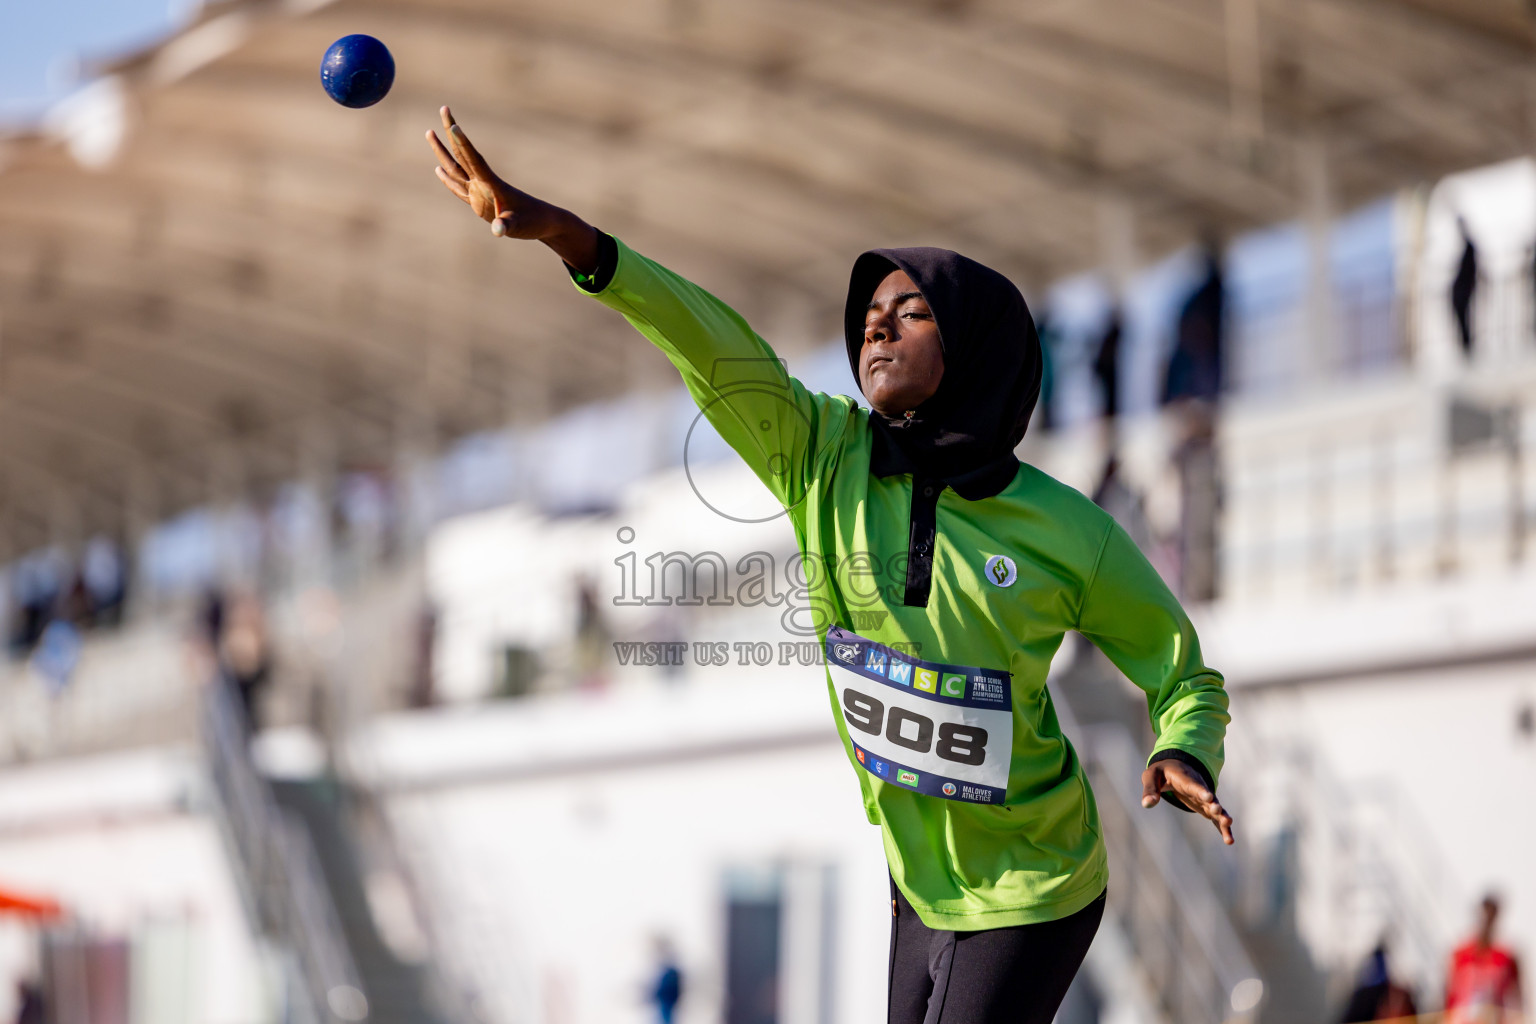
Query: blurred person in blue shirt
648 936 684 1024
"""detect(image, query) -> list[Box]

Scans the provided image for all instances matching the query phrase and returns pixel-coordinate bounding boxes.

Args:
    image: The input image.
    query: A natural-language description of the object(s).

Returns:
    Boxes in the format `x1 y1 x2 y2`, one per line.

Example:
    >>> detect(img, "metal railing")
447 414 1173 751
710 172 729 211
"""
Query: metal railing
1217 726 1459 1006
202 678 369 1024
1074 724 1265 1024
1221 313 1536 605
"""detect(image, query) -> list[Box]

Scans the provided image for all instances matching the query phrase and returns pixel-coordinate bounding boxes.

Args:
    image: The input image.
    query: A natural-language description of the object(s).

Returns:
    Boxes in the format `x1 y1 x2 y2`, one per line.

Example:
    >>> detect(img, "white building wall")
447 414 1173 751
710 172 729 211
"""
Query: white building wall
0 748 271 1024
1227 663 1536 980
359 680 895 1024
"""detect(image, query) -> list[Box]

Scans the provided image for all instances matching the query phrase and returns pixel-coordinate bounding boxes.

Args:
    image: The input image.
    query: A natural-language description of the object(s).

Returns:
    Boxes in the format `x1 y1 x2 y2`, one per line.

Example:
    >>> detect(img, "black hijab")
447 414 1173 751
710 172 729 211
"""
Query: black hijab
843 247 1043 500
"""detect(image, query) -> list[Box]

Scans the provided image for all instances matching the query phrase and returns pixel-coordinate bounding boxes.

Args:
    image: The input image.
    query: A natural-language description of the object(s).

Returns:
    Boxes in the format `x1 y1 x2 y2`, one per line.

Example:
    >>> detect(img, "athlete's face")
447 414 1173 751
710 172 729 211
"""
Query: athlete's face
860 270 945 418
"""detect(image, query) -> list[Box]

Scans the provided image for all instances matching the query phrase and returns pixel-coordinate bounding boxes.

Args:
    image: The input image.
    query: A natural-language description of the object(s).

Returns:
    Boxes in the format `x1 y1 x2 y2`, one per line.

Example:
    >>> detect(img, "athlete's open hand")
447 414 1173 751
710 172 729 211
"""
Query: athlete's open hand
1141 759 1235 845
426 106 600 273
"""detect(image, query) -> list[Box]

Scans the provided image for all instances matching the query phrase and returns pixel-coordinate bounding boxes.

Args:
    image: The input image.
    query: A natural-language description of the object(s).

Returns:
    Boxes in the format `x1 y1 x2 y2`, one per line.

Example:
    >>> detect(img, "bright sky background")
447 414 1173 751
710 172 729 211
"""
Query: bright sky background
0 0 184 124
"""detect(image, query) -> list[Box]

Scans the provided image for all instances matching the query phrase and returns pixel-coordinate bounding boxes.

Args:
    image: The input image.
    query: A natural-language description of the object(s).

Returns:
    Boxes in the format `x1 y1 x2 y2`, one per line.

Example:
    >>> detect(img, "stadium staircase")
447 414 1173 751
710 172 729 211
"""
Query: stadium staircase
1052 651 1267 1024
269 778 447 1024
203 679 469 1024
1056 644 1454 1024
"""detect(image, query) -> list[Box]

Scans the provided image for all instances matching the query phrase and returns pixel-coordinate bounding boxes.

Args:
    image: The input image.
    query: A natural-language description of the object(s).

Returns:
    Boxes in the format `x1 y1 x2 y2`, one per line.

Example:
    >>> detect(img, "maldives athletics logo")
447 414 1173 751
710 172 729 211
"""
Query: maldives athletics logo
942 782 957 797
984 555 1017 588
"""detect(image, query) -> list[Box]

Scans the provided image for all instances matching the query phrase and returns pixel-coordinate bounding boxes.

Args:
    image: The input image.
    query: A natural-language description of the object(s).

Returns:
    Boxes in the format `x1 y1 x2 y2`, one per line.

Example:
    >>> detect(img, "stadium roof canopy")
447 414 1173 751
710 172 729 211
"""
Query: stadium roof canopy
0 0 1531 547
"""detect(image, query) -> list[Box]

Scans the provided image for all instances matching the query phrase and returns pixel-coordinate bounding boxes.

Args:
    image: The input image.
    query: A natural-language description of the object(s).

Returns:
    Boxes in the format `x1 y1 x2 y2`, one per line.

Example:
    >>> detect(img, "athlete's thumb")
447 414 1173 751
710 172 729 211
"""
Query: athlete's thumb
1140 767 1162 808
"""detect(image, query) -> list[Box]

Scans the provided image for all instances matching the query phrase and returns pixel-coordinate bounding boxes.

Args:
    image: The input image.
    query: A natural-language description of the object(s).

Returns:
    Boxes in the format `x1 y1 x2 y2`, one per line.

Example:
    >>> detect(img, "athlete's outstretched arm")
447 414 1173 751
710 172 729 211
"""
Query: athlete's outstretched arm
1077 521 1236 845
426 106 601 275
425 107 849 510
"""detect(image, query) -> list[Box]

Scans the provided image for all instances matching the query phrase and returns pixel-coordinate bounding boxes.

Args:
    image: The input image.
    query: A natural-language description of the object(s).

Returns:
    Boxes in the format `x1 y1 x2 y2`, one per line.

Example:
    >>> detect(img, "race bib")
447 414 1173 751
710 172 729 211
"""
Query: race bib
825 626 1012 804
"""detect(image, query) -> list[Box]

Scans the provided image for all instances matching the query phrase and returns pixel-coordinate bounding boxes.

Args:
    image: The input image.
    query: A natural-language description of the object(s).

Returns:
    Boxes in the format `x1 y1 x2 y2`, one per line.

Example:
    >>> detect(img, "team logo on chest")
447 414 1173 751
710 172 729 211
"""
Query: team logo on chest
984 555 1017 588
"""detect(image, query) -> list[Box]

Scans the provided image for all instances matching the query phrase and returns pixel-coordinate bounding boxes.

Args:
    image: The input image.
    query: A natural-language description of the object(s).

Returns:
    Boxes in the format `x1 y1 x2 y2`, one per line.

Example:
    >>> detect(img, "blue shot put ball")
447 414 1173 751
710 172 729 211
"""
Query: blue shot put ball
320 34 395 108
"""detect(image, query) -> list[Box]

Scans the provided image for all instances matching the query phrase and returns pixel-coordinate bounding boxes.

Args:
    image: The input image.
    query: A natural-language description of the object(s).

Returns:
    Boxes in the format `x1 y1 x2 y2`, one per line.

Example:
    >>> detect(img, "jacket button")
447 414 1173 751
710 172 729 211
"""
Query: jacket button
922 486 934 497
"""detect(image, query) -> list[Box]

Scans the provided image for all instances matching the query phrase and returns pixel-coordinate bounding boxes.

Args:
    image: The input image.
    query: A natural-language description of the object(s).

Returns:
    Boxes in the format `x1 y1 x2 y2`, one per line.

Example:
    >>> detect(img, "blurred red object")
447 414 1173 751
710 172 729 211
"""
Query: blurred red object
0 886 63 919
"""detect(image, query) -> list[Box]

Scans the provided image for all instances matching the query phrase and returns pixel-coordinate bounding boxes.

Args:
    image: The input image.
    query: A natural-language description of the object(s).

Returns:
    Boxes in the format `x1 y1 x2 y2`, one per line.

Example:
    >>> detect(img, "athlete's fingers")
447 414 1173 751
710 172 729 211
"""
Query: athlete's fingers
1168 768 1216 814
435 166 471 203
1160 763 1236 845
447 120 496 183
1140 765 1163 808
1211 803 1236 845
1200 795 1235 845
427 129 467 182
1171 770 1214 806
440 106 473 176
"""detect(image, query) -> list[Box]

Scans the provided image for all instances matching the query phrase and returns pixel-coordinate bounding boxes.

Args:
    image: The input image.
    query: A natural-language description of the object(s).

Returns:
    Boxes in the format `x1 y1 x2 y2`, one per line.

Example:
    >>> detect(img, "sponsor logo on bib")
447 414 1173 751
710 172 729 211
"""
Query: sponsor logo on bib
985 555 1017 588
942 782 957 796
896 769 920 786
833 643 860 664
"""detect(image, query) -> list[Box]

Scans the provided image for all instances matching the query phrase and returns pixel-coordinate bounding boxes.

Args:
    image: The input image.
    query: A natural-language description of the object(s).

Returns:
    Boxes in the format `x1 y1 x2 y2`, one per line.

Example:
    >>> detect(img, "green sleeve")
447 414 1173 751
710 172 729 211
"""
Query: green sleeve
1075 520 1230 785
578 237 850 508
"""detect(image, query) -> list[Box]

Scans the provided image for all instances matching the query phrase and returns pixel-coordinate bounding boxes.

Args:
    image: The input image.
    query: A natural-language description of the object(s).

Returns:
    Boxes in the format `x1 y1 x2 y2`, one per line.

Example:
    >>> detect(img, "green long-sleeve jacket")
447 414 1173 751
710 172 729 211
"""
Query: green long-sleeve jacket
579 238 1229 929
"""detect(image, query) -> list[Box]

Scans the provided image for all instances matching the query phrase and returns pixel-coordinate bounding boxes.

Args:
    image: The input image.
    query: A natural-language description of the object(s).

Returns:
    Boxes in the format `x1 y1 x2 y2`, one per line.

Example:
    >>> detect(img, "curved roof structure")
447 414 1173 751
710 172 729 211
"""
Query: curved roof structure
0 0 1531 545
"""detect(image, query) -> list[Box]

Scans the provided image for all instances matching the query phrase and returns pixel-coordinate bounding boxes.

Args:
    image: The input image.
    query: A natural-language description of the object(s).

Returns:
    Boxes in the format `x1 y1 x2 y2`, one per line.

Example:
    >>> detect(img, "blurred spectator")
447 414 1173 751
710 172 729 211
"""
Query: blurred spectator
648 937 684 1024
60 571 92 632
1171 402 1221 603
647 604 689 685
1529 242 1536 347
199 587 226 649
1033 308 1058 433
81 536 127 627
30 618 83 697
1091 454 1153 555
1340 943 1419 1023
573 576 611 691
219 593 274 736
4 541 129 655
408 603 437 708
1093 307 1123 422
1162 247 1225 405
10 553 62 655
12 979 43 1024
1158 247 1225 604
1377 985 1420 1022
1451 216 1480 358
1445 895 1524 1024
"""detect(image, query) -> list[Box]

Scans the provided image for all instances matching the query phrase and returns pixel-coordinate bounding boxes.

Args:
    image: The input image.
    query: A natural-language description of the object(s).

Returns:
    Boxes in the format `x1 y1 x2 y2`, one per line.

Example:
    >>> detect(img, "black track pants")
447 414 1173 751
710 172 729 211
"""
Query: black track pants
887 878 1105 1024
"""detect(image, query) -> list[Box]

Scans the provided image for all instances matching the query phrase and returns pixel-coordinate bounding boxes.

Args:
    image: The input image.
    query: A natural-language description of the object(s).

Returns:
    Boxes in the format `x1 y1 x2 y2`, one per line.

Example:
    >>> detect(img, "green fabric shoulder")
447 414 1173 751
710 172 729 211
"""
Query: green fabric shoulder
580 237 860 509
1001 464 1227 787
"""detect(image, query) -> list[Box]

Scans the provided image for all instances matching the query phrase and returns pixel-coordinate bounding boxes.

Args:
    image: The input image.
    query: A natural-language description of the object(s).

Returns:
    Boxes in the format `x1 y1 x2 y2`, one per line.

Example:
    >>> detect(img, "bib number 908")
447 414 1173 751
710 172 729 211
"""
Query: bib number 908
842 688 988 766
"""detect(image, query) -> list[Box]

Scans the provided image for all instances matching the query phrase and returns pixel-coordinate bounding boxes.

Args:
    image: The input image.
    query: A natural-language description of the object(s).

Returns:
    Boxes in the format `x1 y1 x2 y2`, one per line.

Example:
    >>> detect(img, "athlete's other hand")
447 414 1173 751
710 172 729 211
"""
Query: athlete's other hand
1140 760 1235 845
426 106 600 273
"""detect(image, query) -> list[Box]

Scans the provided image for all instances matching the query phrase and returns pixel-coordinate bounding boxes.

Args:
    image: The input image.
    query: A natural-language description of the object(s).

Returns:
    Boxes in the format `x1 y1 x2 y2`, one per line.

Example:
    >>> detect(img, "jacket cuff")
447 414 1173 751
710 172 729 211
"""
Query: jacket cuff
1147 748 1216 814
568 232 618 293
